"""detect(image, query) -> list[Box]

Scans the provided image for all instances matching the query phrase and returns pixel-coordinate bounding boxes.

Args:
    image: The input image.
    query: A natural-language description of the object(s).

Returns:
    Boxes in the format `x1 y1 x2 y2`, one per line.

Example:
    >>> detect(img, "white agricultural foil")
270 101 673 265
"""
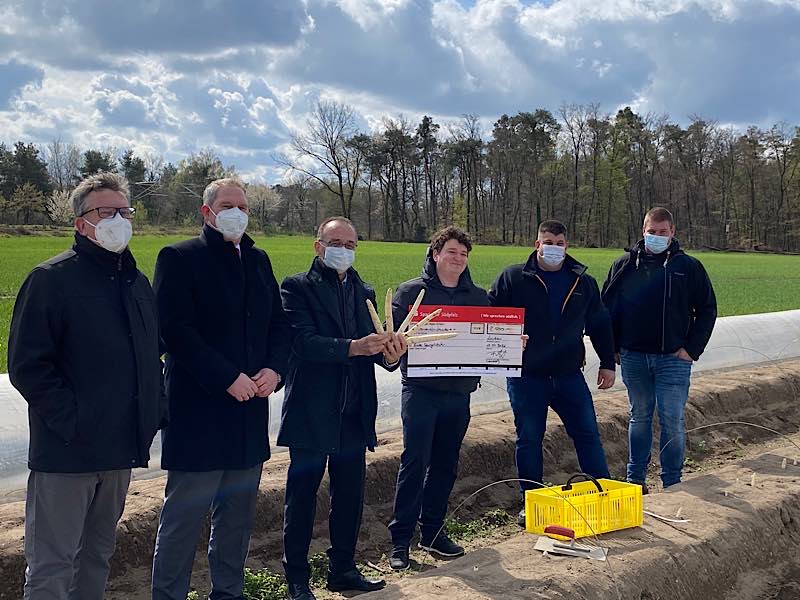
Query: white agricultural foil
1 309 798 493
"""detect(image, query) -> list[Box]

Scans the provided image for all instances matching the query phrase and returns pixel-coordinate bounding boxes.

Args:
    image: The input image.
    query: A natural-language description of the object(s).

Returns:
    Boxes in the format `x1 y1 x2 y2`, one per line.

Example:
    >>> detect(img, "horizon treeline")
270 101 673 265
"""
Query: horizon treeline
1 101 798 251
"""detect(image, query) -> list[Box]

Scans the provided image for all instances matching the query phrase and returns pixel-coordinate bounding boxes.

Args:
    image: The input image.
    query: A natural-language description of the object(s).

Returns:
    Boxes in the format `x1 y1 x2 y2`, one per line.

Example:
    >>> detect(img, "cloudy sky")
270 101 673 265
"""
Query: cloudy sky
0 0 798 181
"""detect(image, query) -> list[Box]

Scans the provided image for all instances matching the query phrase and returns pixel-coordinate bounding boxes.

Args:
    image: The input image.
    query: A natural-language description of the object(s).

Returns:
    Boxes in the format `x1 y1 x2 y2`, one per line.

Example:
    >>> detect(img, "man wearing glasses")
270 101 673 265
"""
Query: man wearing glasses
8 172 166 600
278 217 407 600
151 178 291 600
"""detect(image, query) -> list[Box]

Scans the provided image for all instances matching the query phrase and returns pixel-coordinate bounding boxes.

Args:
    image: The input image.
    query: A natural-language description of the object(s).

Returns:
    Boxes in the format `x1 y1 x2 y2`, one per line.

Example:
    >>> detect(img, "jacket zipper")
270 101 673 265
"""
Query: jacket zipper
533 274 556 343
561 276 580 315
336 280 348 415
536 272 582 342
661 258 669 353
116 254 142 463
563 275 582 365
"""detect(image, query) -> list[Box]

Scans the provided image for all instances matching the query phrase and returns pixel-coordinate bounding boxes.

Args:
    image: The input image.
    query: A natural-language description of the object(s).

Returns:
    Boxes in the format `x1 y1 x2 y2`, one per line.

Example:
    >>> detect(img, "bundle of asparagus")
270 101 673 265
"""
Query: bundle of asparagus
365 288 458 345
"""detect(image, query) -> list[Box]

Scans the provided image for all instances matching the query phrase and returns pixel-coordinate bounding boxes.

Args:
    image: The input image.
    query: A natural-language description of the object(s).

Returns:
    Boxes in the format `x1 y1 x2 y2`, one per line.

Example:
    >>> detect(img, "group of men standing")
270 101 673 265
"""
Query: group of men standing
8 172 716 600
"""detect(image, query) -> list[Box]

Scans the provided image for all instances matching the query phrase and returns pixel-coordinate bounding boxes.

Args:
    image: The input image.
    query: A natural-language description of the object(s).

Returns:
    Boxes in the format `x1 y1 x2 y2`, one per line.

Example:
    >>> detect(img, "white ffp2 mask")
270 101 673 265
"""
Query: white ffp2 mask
211 207 248 241
85 213 132 254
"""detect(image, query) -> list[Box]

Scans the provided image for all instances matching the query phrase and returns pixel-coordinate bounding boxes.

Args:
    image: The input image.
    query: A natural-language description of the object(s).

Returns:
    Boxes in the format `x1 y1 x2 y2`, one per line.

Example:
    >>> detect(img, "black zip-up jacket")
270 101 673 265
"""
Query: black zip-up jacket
393 250 490 394
489 252 615 376
8 233 166 473
601 238 717 360
277 257 399 453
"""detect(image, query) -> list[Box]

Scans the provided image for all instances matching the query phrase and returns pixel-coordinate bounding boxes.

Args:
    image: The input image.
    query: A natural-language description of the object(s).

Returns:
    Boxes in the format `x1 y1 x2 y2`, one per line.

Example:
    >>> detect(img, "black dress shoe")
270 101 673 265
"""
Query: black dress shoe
418 533 465 557
326 568 386 592
287 582 316 600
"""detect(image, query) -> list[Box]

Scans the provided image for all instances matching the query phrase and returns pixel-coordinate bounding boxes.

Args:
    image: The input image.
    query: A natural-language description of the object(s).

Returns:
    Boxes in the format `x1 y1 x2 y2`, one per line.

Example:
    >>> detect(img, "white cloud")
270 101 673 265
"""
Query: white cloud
335 0 412 29
0 0 797 180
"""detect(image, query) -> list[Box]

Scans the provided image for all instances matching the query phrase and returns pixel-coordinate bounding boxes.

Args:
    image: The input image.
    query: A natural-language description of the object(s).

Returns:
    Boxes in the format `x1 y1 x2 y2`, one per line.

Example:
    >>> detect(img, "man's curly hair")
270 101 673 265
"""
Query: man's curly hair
430 226 473 254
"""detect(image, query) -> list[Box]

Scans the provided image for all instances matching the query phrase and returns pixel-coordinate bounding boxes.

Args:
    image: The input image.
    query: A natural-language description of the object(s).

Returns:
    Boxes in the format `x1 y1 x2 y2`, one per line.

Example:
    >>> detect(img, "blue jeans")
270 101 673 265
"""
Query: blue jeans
507 372 609 493
388 385 471 547
621 349 692 487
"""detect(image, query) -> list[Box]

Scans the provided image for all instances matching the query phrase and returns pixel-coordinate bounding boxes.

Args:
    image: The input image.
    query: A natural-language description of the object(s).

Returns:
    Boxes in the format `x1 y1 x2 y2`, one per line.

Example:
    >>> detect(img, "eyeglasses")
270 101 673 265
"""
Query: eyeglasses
321 239 357 251
80 206 136 220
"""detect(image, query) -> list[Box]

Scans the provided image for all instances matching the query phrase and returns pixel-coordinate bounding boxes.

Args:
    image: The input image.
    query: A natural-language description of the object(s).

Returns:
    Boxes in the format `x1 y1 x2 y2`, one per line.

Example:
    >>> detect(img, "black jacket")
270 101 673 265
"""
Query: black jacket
154 225 290 471
489 252 615 376
277 257 398 453
8 233 165 473
601 239 717 360
393 250 489 393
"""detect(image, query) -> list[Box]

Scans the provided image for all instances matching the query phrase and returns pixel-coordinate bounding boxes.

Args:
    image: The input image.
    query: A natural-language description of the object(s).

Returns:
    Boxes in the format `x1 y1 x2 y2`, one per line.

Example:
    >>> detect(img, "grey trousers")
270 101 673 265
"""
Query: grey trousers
151 465 263 600
23 469 132 600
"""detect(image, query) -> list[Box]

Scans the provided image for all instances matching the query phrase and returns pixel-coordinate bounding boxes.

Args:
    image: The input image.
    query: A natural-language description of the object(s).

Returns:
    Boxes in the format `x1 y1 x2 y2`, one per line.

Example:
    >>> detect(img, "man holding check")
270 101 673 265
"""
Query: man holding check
489 220 615 526
387 226 489 570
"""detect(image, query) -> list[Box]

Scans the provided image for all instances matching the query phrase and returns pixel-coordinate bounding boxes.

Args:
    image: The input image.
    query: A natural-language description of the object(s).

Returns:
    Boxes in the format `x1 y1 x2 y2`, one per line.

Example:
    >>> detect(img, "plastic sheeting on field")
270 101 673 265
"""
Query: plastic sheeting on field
1 309 799 497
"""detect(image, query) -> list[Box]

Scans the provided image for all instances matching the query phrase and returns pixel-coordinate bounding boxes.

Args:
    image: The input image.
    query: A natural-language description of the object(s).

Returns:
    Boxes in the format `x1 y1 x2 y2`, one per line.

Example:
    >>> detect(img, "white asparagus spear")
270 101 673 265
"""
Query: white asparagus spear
385 288 394 332
366 299 384 334
397 289 426 334
406 332 459 345
403 308 443 336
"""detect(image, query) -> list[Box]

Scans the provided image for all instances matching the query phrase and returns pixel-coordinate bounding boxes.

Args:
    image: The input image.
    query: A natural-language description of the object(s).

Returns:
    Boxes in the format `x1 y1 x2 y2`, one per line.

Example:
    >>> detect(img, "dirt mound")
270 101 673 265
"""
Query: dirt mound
0 361 798 598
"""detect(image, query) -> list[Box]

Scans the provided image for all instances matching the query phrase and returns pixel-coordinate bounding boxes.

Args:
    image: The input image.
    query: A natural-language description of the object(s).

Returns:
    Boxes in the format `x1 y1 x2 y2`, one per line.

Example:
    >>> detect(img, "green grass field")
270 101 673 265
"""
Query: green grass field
1 232 798 372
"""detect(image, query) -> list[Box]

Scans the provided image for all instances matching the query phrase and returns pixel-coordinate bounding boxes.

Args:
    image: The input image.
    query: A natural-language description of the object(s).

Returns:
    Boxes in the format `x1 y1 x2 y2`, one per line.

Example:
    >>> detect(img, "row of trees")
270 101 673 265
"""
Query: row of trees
2 102 799 251
282 102 800 251
0 140 297 231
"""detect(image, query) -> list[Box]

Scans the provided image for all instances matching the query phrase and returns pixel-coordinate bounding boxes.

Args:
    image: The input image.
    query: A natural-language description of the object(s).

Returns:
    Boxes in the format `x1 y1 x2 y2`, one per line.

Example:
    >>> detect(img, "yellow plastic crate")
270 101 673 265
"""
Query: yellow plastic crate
524 477 643 538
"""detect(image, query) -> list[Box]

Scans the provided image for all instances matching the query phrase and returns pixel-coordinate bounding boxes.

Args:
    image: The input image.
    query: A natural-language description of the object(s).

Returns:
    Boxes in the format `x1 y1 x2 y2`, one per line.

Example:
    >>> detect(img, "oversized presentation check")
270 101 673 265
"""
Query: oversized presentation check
406 305 525 377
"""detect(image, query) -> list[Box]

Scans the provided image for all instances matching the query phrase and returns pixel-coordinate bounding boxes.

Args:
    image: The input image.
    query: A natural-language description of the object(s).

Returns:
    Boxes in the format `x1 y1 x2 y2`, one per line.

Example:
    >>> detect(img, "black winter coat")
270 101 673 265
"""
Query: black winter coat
8 233 166 473
277 257 398 453
489 252 615 376
392 250 489 393
601 239 717 359
154 225 290 471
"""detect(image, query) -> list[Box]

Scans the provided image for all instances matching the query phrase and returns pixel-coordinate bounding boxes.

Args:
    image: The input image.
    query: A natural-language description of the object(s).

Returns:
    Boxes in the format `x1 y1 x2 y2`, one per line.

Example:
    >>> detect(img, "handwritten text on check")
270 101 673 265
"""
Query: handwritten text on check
406 305 525 377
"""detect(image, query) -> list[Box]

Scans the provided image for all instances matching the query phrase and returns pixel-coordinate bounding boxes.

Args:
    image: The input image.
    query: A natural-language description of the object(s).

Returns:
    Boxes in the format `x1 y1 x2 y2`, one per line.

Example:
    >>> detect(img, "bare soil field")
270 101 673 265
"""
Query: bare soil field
0 360 798 599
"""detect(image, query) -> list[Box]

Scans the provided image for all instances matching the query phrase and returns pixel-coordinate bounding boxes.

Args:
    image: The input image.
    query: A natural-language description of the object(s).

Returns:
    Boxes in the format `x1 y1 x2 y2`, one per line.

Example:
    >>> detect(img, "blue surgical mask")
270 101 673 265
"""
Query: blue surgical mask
644 233 670 254
323 245 355 273
539 244 566 268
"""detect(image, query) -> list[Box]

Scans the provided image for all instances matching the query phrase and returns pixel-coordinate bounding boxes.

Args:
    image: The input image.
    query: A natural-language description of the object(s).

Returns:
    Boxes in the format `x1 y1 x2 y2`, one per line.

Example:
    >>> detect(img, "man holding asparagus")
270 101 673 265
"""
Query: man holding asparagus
278 217 407 600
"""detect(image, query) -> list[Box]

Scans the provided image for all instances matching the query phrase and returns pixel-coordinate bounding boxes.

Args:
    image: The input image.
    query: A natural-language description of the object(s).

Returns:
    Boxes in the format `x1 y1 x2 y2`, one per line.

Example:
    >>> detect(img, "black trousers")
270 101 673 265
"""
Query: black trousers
388 385 471 547
282 417 366 585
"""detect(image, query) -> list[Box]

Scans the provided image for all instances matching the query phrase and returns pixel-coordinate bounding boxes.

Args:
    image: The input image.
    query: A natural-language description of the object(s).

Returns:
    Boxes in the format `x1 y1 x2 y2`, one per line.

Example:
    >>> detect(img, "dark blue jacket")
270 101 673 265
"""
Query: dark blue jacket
601 238 717 359
277 257 398 453
8 233 165 473
154 225 290 471
489 252 615 376
392 249 489 393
